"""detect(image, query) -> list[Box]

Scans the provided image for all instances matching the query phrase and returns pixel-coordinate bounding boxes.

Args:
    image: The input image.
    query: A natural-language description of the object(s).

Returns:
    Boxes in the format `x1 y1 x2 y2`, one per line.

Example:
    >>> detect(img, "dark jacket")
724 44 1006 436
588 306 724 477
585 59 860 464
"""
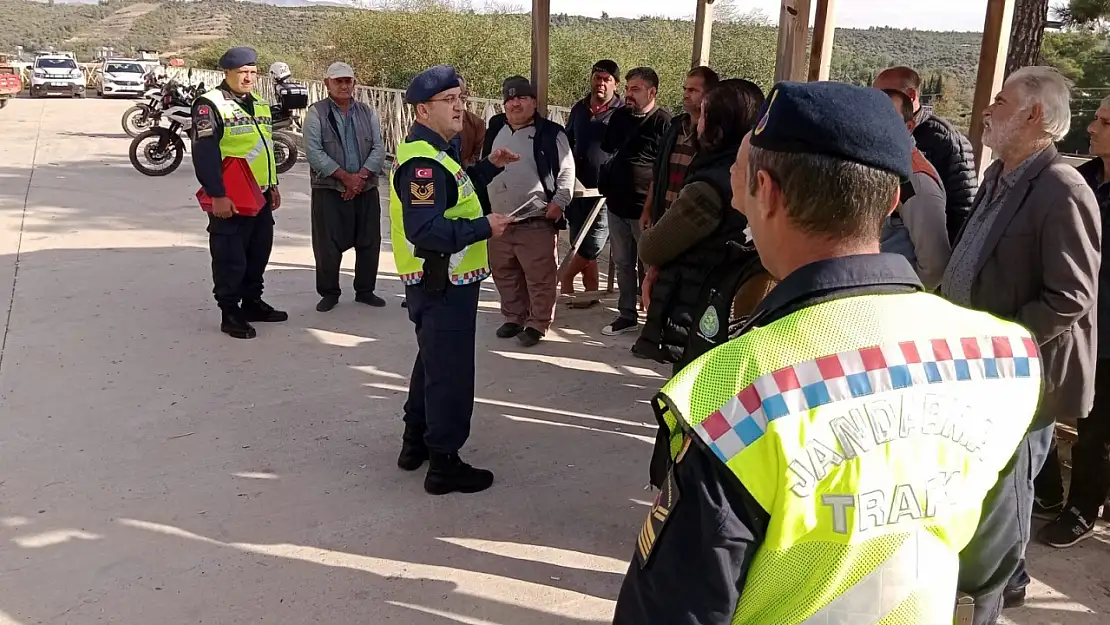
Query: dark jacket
913 107 978 242
953 146 1100 421
566 95 624 188
648 112 692 222
599 105 672 219
477 112 568 230
633 145 762 368
1077 157 1110 359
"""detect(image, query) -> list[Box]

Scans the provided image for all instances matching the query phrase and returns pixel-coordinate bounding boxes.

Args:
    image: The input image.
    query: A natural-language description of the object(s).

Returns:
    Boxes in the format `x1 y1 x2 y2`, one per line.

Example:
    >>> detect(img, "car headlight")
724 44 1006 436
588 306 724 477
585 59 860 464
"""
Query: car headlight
71 69 83 78
33 69 44 77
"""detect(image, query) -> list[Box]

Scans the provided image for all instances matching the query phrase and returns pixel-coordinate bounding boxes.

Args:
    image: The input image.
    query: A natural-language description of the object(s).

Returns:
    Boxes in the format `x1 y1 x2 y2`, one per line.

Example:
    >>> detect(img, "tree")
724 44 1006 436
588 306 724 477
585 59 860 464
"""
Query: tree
1006 0 1050 76
1057 0 1110 27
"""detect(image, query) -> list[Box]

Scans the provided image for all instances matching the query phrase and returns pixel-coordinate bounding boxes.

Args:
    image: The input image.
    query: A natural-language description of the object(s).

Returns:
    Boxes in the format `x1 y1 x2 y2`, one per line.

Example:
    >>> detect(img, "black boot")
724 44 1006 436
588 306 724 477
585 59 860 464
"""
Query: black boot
424 452 494 495
221 309 257 339
397 424 429 471
242 299 289 323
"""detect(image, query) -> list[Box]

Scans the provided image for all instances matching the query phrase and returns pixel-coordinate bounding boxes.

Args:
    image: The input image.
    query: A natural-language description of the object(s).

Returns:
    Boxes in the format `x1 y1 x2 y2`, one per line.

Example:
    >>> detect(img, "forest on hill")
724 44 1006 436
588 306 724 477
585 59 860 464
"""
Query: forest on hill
4 0 1108 147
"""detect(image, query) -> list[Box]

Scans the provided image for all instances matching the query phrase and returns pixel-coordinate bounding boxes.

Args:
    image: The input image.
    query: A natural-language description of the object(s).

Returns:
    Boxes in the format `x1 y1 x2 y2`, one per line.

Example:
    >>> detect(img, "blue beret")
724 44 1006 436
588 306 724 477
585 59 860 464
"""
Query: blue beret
405 65 461 105
218 47 258 70
752 81 913 180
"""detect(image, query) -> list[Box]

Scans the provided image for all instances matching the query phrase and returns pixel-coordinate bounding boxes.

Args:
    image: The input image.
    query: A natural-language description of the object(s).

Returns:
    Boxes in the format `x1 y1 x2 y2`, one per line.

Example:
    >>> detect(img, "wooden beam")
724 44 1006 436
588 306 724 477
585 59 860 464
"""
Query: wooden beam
969 0 1015 175
774 0 813 82
807 0 836 81
531 0 550 116
692 0 715 68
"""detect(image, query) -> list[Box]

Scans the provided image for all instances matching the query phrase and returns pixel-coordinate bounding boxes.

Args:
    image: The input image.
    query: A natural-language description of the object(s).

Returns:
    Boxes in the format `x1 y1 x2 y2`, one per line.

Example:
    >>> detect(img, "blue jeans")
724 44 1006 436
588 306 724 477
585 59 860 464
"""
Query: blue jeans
958 420 1056 625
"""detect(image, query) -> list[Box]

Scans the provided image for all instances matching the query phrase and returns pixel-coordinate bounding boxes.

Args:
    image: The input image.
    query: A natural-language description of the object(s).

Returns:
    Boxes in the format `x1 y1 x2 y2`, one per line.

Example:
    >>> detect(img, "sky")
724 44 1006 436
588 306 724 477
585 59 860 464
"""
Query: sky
549 0 1022 32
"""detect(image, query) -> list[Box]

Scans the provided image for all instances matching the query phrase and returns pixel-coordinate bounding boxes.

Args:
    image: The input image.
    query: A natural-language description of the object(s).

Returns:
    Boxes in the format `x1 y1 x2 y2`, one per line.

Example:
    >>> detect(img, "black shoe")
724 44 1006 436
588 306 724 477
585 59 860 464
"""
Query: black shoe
355 293 387 307
401 299 408 309
424 452 494 495
316 295 340 312
602 317 639 336
221 310 257 339
496 322 523 339
1039 507 1096 548
1003 586 1026 609
517 327 542 347
242 299 288 323
1033 496 1065 520
397 424 429 471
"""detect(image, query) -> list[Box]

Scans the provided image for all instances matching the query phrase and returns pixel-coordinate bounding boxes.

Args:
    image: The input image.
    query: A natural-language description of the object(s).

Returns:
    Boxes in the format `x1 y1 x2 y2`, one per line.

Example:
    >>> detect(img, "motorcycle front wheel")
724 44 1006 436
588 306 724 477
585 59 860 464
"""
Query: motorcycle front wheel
273 132 299 174
129 129 184 176
122 105 155 138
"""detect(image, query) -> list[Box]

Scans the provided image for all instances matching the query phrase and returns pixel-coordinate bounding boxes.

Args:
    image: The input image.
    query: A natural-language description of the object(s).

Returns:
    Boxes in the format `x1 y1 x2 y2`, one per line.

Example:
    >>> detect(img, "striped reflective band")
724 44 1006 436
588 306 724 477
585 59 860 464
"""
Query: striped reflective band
695 335 1039 464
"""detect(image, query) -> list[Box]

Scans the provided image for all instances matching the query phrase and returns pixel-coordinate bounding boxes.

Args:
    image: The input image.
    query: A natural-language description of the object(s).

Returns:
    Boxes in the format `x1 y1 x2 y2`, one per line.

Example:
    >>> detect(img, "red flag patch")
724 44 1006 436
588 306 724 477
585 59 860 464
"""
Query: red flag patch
415 167 433 179
197 104 210 116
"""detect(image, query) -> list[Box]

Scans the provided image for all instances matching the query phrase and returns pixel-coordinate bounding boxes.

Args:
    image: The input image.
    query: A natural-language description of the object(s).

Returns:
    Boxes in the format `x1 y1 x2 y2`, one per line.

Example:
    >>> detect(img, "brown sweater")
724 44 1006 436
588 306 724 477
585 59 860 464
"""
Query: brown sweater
638 181 722 267
459 111 486 167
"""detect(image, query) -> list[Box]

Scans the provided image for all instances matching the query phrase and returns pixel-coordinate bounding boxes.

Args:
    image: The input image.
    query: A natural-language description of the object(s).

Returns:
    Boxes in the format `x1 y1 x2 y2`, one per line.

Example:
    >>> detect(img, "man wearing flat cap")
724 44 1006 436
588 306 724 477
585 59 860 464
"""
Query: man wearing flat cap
389 64 518 496
192 46 286 339
612 82 1043 625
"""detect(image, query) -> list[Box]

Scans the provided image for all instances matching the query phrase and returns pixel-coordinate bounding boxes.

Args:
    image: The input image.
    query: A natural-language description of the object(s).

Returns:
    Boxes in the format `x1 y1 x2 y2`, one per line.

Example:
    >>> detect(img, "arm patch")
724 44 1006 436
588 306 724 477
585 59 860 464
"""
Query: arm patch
636 434 689 568
195 117 215 138
410 181 435 206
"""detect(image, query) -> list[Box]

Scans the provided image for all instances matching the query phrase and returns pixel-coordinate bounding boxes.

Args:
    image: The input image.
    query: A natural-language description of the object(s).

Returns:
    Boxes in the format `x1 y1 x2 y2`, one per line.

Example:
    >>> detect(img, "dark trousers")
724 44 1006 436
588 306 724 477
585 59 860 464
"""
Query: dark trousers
402 281 480 454
208 202 274 311
311 187 381 298
1034 363 1110 518
958 421 1055 625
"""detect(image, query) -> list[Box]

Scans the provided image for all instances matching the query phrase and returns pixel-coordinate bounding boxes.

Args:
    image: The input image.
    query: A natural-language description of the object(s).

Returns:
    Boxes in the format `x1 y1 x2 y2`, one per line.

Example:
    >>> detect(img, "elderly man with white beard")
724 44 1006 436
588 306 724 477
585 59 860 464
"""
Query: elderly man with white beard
940 65 1101 622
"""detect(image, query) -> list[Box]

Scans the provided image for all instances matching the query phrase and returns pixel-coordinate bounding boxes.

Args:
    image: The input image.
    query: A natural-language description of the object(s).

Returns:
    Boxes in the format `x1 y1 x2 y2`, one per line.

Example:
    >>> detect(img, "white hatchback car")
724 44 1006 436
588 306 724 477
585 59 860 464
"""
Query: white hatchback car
30 55 86 98
98 60 147 98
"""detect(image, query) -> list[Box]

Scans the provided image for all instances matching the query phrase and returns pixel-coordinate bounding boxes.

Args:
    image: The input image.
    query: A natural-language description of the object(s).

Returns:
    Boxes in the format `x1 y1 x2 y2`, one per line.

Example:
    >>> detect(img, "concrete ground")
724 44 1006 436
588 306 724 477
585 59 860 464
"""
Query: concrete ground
0 97 1107 625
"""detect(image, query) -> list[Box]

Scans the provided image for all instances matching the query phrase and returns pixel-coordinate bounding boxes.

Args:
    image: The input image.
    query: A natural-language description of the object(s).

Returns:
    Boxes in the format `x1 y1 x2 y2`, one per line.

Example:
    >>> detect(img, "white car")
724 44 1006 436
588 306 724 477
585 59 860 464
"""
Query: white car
30 55 86 98
98 61 146 98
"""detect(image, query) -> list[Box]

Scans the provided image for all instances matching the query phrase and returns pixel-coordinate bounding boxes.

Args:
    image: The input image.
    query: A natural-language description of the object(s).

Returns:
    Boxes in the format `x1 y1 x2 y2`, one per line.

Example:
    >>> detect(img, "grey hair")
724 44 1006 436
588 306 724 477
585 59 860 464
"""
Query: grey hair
747 146 900 243
1005 65 1073 140
1101 94 1110 109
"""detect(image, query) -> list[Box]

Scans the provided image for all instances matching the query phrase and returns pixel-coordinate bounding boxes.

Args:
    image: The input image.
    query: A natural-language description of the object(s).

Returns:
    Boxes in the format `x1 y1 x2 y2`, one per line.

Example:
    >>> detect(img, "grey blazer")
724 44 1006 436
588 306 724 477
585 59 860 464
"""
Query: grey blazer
954 145 1101 421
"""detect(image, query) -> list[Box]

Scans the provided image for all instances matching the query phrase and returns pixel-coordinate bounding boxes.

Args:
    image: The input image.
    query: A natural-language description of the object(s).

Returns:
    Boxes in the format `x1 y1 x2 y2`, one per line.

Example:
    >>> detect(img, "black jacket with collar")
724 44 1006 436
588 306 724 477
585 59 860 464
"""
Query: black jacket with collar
912 107 978 242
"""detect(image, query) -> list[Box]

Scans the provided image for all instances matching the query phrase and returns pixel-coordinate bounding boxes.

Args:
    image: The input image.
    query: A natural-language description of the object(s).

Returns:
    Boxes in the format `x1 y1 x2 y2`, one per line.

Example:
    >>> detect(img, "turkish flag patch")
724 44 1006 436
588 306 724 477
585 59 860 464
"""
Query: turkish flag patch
415 167 433 179
197 105 210 116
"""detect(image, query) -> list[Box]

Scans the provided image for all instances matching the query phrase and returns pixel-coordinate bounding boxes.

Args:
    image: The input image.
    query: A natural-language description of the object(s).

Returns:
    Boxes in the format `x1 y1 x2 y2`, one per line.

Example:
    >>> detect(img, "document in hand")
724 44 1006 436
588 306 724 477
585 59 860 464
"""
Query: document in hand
196 157 266 216
509 195 548 222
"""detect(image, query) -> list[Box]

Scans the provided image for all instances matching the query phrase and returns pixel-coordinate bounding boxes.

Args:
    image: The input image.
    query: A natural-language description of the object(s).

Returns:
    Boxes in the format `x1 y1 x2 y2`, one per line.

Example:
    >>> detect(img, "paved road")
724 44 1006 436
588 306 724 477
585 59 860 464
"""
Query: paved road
0 98 1107 624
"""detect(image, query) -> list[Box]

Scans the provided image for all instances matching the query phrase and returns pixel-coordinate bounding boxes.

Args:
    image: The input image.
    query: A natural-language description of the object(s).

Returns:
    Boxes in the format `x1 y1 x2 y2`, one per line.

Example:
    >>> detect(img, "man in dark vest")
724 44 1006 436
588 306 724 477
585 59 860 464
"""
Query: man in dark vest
304 61 387 312
480 76 575 346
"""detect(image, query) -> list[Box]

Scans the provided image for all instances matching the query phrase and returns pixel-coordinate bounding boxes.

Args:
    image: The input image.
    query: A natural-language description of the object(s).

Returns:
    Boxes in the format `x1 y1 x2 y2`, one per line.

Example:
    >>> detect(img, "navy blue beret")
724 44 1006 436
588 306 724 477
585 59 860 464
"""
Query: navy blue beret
218 47 258 70
405 65 461 105
752 81 913 180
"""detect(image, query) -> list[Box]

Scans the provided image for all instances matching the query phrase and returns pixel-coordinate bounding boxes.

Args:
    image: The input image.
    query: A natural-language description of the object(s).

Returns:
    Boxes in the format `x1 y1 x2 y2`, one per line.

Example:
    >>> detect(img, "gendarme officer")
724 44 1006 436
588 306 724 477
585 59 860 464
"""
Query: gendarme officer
191 46 287 339
390 65 517 495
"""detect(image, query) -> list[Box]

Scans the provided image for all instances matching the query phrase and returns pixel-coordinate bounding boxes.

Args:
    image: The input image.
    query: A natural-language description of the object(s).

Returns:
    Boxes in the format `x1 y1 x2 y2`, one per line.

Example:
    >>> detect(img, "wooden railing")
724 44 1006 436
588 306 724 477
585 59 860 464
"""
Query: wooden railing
168 67 573 157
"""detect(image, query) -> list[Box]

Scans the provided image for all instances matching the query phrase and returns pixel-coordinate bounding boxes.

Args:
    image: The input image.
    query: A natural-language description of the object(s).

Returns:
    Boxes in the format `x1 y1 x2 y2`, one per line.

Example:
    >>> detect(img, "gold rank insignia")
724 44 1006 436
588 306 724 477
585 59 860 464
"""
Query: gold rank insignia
636 434 690 568
410 181 435 206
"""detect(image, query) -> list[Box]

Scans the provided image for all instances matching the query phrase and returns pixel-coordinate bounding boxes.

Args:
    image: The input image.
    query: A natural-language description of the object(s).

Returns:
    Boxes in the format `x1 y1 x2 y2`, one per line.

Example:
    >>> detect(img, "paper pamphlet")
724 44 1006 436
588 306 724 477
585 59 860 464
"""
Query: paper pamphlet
509 196 548 222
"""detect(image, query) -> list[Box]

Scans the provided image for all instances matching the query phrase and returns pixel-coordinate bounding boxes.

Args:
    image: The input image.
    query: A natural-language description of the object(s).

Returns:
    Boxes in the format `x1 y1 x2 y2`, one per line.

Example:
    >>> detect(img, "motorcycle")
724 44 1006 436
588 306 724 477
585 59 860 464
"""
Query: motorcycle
121 73 168 138
271 75 308 174
128 81 197 176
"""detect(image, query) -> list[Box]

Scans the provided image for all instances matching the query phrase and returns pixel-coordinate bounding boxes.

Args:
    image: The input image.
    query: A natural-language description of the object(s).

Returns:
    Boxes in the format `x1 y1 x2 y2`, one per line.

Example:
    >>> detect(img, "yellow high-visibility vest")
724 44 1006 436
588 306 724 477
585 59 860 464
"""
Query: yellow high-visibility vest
200 88 276 188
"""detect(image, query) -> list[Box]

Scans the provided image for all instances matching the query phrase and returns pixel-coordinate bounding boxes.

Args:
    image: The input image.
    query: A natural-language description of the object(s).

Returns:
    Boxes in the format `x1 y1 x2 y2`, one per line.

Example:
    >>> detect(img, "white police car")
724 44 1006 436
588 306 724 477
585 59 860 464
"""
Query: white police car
30 54 86 98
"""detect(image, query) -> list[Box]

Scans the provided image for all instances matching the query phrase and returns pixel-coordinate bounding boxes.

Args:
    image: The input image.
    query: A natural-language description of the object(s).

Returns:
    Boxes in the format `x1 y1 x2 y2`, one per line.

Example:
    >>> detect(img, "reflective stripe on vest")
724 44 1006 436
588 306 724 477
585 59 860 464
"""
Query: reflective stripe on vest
653 292 1042 625
388 139 489 286
201 88 276 188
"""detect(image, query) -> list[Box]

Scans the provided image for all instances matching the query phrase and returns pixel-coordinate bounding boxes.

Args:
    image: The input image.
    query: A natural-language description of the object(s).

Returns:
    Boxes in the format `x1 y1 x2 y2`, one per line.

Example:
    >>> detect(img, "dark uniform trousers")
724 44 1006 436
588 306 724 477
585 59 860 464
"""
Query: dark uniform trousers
402 281 481 454
311 187 381 298
958 420 1055 625
207 198 274 311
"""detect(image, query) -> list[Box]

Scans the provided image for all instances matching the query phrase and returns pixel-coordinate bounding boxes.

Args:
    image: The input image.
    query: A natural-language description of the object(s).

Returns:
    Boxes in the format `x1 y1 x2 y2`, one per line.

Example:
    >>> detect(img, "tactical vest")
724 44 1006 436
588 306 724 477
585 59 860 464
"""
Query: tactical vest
650 292 1041 624
200 88 276 188
388 140 490 286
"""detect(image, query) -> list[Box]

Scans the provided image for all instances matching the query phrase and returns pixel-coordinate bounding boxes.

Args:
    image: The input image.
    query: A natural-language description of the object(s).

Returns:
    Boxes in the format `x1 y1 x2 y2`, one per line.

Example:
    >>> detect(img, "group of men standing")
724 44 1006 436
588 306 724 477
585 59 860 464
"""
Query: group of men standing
190 45 1110 624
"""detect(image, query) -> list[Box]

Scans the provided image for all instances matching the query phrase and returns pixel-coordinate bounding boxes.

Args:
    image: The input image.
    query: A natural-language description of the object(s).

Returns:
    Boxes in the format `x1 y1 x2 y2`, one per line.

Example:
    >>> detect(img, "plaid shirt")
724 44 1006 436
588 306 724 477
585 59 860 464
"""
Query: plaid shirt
661 120 698 212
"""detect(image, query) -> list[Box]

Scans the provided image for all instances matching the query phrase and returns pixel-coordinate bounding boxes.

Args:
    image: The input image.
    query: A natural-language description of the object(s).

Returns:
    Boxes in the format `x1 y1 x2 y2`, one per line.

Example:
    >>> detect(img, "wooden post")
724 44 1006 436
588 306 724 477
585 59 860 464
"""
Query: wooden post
969 0 1015 175
692 0 715 68
774 0 813 82
530 0 550 116
807 0 836 81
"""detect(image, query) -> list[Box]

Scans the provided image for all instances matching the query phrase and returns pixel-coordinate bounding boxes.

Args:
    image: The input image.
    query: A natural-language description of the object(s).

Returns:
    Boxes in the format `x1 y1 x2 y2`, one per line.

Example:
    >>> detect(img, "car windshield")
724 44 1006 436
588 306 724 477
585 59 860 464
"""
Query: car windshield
106 63 143 74
37 58 77 70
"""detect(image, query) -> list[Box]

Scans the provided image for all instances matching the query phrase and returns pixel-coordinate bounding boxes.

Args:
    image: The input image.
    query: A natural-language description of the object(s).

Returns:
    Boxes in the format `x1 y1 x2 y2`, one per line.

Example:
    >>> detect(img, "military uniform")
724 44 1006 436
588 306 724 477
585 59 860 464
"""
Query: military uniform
191 46 287 339
613 82 1044 625
391 65 507 495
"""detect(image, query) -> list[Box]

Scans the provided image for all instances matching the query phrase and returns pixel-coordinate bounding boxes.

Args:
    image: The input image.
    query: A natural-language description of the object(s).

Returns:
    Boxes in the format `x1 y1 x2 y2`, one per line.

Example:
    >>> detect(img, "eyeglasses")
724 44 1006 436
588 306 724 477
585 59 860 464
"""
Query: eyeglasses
427 94 468 105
